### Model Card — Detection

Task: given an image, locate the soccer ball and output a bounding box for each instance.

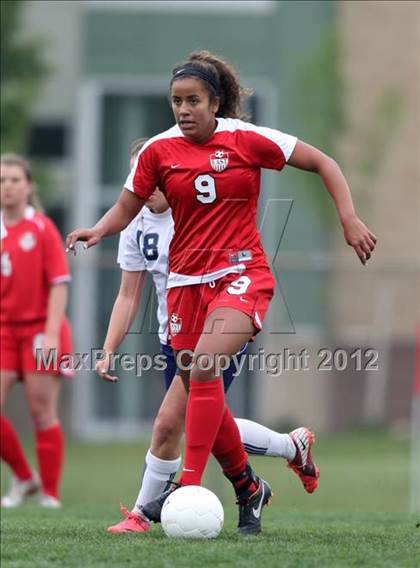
[161,485,224,539]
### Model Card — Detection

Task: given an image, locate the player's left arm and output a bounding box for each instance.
[42,218,71,354]
[44,283,68,354]
[288,140,377,265]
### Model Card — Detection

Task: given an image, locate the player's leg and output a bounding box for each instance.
[179,307,255,488]
[223,347,319,493]
[234,418,295,459]
[221,351,295,460]
[196,314,272,535]
[160,343,178,392]
[1,370,40,507]
[221,348,284,494]
[23,372,63,507]
[0,371,32,478]
[108,374,186,533]
[183,315,267,502]
[133,375,185,512]
[234,419,319,493]
[141,308,252,520]
[143,308,273,534]
[132,344,185,514]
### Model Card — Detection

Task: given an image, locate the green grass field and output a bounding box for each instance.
[1,430,419,567]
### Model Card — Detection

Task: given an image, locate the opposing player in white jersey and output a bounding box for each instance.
[99,139,319,534]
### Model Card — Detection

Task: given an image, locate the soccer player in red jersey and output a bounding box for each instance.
[102,141,318,534]
[67,51,377,534]
[1,154,73,508]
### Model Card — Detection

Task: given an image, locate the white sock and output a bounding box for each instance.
[133,449,181,517]
[235,418,296,461]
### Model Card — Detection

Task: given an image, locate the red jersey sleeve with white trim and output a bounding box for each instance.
[124,125,184,200]
[235,121,297,169]
[1,212,70,324]
[125,142,159,200]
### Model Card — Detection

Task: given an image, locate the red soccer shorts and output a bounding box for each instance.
[167,266,275,351]
[0,318,74,378]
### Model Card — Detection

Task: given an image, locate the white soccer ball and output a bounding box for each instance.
[161,485,224,539]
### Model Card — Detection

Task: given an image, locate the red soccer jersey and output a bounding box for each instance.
[0,207,71,324]
[125,118,297,287]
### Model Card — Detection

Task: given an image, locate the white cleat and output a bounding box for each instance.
[39,494,62,509]
[1,472,40,508]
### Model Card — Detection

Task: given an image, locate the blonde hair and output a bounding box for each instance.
[0,153,43,212]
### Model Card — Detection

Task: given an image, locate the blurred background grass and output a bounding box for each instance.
[0,429,410,513]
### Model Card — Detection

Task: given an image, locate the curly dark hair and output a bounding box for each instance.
[170,50,252,120]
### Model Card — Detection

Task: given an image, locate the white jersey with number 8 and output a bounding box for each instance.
[117,207,174,345]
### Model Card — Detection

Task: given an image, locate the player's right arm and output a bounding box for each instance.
[66,189,145,253]
[95,269,146,382]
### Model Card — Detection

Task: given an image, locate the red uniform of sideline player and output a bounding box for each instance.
[67,50,377,534]
[1,154,73,508]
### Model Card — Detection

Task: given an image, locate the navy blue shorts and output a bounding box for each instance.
[160,343,247,393]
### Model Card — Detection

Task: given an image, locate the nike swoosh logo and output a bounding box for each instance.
[252,484,265,518]
[171,164,181,169]
[239,297,248,303]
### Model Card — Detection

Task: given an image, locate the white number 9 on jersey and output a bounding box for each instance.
[194,174,216,204]
[227,276,251,295]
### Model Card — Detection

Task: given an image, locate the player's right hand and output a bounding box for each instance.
[95,352,119,383]
[342,215,377,266]
[66,228,102,254]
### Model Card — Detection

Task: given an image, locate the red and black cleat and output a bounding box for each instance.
[287,427,320,494]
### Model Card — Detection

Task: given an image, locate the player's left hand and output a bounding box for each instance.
[342,214,377,265]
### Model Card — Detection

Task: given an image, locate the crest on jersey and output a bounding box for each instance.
[19,231,36,251]
[210,150,229,173]
[1,252,12,277]
[169,313,182,336]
